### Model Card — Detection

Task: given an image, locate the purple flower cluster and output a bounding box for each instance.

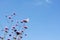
[0,13,29,40]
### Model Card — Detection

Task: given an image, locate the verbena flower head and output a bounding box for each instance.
[0,13,29,40]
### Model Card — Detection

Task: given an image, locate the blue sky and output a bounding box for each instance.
[0,0,60,40]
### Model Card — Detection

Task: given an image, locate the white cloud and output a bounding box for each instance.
[45,0,51,3]
[32,0,52,6]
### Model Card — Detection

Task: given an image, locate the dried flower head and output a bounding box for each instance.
[13,13,16,15]
[21,18,29,23]
[8,16,11,19]
[24,26,28,29]
[16,31,21,35]
[7,38,10,40]
[9,34,12,36]
[14,29,17,32]
[12,26,15,29]
[4,26,9,33]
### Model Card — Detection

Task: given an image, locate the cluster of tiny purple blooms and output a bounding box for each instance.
[0,13,29,40]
